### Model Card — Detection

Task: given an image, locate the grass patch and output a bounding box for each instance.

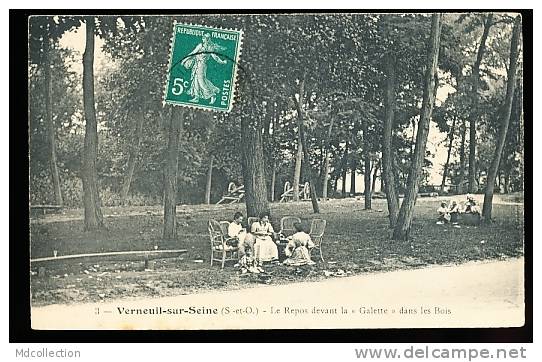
[30,198,524,306]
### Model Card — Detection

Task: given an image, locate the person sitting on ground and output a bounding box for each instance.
[227,212,247,247]
[465,194,480,214]
[448,200,460,224]
[437,202,450,224]
[283,222,315,266]
[250,212,279,270]
[238,243,259,274]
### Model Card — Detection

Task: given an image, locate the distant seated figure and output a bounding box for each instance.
[437,202,450,224]
[448,200,460,224]
[465,195,480,214]
[283,223,315,266]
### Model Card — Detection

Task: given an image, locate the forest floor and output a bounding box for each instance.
[30,194,525,306]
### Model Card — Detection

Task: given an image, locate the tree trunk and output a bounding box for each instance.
[120,113,145,203]
[321,116,335,201]
[270,103,278,202]
[350,165,356,196]
[517,78,524,191]
[393,156,402,192]
[44,37,63,206]
[341,142,349,196]
[300,129,321,213]
[482,16,520,219]
[371,158,380,195]
[469,14,493,193]
[241,111,270,218]
[322,151,332,201]
[270,159,276,202]
[319,145,324,181]
[440,115,457,192]
[162,107,184,241]
[382,53,400,227]
[458,119,467,194]
[205,157,213,204]
[81,17,104,231]
[294,76,320,213]
[393,14,441,241]
[292,111,303,202]
[362,118,372,209]
[410,118,416,160]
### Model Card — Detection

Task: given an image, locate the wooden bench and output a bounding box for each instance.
[30,205,63,217]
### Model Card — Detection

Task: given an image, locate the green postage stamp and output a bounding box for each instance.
[164,23,243,112]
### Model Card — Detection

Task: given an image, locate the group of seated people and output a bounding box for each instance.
[226,211,315,274]
[437,194,480,224]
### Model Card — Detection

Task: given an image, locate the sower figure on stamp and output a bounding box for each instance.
[181,33,227,104]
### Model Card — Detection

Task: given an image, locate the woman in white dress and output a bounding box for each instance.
[250,212,279,268]
[227,212,247,247]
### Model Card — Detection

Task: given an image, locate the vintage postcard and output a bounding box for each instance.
[28,12,526,331]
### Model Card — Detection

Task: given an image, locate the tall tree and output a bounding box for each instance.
[163,107,184,240]
[371,159,380,195]
[120,111,145,203]
[43,35,63,206]
[269,101,279,202]
[393,14,442,240]
[468,14,494,193]
[440,114,457,192]
[458,119,467,193]
[29,17,80,206]
[294,75,320,213]
[321,113,335,201]
[362,117,372,209]
[382,53,400,227]
[341,142,349,196]
[241,110,270,217]
[482,15,521,220]
[204,157,213,205]
[350,164,357,196]
[292,121,303,202]
[81,17,104,231]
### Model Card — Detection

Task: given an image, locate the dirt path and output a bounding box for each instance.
[32,257,524,330]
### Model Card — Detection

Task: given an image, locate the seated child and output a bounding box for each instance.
[238,245,259,274]
[283,223,315,266]
[437,202,450,224]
